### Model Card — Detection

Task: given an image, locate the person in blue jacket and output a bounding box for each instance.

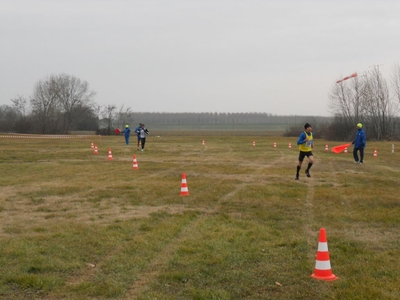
[134,123,143,150]
[122,124,131,145]
[352,123,366,164]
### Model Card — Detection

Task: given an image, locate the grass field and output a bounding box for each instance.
[0,133,399,299]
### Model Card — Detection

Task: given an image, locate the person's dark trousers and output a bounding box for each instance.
[125,136,130,145]
[353,147,364,162]
[359,148,364,162]
[141,138,146,149]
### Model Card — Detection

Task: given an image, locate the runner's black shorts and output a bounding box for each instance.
[298,151,313,162]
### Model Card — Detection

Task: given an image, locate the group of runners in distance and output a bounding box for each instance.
[121,123,149,152]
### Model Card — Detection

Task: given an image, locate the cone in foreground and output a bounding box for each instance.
[311,228,338,281]
[373,149,378,157]
[132,155,138,170]
[107,148,113,160]
[179,172,189,196]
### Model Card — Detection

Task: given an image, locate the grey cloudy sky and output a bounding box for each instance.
[1,0,399,116]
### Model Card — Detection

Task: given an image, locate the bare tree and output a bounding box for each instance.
[364,67,393,139]
[10,95,31,133]
[31,77,61,133]
[391,63,400,109]
[328,76,366,126]
[53,74,96,133]
[115,104,133,128]
[11,95,28,117]
[101,104,117,135]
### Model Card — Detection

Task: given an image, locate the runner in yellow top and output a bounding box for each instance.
[295,123,314,180]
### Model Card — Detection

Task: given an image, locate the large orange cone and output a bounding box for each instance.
[107,148,113,160]
[311,228,338,281]
[179,173,189,196]
[132,155,138,170]
[94,145,98,155]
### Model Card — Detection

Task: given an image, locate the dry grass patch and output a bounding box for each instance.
[0,136,399,299]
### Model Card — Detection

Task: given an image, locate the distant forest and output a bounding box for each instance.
[123,112,331,132]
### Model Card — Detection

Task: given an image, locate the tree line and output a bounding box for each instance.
[2,66,400,140]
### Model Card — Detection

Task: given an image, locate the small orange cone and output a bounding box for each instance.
[373,149,378,157]
[273,142,277,148]
[94,145,98,155]
[311,228,338,281]
[202,140,205,146]
[132,155,138,170]
[107,148,113,160]
[344,147,348,154]
[179,173,189,196]
[91,141,94,149]
[288,142,292,149]
[252,140,256,147]
[325,144,329,151]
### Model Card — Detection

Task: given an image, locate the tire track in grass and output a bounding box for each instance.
[302,156,340,264]
[300,161,318,267]
[123,215,203,299]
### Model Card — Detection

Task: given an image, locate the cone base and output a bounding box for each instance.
[179,192,189,196]
[311,273,338,281]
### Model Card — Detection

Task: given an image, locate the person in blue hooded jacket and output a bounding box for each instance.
[352,123,366,164]
[122,124,131,145]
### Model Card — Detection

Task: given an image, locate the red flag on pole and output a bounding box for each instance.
[336,73,357,83]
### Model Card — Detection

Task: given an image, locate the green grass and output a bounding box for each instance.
[0,134,399,299]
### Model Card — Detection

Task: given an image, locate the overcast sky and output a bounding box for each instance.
[1,0,399,116]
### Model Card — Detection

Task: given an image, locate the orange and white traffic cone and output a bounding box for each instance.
[94,145,98,155]
[107,148,113,160]
[202,140,205,146]
[252,141,256,147]
[344,147,348,154]
[288,142,292,149]
[179,173,189,196]
[273,142,277,148]
[373,149,378,157]
[325,144,329,151]
[132,155,138,170]
[311,228,338,281]
[91,141,94,149]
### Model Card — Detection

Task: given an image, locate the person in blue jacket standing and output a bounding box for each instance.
[123,124,131,145]
[352,123,366,164]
